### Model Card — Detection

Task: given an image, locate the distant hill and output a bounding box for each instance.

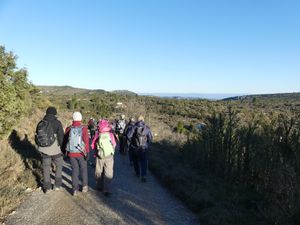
[38,86,137,96]
[38,85,100,95]
[222,92,300,101]
[111,90,138,96]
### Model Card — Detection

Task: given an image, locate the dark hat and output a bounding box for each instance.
[46,106,57,115]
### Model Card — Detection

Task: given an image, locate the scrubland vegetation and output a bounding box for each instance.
[1,45,300,224]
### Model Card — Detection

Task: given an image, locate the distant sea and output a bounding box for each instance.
[139,93,245,100]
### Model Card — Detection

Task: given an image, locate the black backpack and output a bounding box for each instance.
[35,120,56,147]
[132,126,148,149]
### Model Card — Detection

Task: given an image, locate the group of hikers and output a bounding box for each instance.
[35,106,152,197]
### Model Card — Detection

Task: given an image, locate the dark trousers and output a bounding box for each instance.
[118,134,125,154]
[132,150,148,177]
[70,157,88,191]
[88,137,96,165]
[42,153,63,190]
[128,147,134,163]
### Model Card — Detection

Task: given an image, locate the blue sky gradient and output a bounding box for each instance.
[0,0,299,94]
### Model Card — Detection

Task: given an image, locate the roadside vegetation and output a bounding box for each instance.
[0,46,39,221]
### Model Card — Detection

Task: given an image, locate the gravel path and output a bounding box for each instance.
[5,152,199,225]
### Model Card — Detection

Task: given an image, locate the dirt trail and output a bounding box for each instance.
[5,152,199,225]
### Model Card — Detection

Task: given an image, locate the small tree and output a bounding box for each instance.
[0,46,34,137]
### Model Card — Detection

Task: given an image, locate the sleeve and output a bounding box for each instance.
[91,131,99,150]
[123,123,129,135]
[56,120,64,147]
[147,126,153,143]
[109,132,117,148]
[83,126,90,153]
[127,126,135,141]
[62,126,70,153]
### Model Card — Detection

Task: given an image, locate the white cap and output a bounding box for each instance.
[73,111,82,121]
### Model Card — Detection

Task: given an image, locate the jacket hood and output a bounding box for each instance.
[136,121,145,127]
[44,114,57,121]
[98,119,112,133]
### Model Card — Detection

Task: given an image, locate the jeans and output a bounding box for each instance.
[42,153,63,190]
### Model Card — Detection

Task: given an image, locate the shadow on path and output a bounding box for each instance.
[9,130,42,184]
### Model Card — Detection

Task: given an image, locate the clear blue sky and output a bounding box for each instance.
[0,0,299,94]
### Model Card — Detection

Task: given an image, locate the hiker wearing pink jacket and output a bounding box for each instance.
[91,119,117,196]
[91,120,116,150]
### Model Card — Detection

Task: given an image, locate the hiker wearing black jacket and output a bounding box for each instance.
[124,117,136,166]
[127,115,152,182]
[116,114,127,154]
[35,107,64,193]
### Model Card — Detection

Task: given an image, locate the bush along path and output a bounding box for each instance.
[5,151,199,225]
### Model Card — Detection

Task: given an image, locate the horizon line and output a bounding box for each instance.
[36,84,299,96]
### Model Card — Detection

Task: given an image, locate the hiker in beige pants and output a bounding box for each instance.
[92,119,117,197]
[95,154,114,194]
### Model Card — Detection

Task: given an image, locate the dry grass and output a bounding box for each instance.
[0,141,37,222]
[0,108,45,222]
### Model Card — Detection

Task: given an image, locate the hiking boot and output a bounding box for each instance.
[73,190,78,196]
[44,189,52,194]
[141,177,147,183]
[82,186,88,193]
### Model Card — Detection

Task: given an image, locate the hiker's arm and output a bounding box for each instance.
[127,126,135,140]
[147,128,153,143]
[109,132,117,148]
[62,127,70,154]
[57,121,64,147]
[83,126,90,153]
[91,132,99,149]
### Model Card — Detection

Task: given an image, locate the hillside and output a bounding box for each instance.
[222,92,300,101]
[38,85,136,96]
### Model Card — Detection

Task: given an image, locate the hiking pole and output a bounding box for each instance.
[76,145,87,160]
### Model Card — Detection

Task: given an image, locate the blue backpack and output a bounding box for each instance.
[67,126,85,154]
